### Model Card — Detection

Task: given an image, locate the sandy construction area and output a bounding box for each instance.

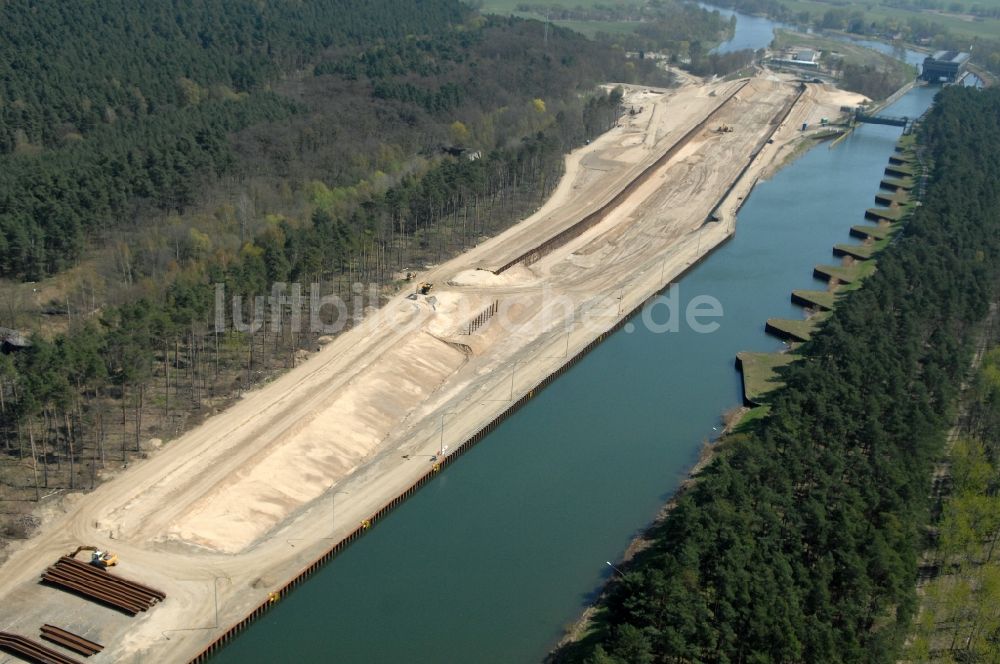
[0,73,864,662]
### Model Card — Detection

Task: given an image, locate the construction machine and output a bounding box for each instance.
[418,282,434,295]
[69,545,119,568]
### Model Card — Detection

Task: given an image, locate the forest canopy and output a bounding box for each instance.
[0,0,671,542]
[556,86,1000,663]
[0,0,449,277]
[0,0,663,280]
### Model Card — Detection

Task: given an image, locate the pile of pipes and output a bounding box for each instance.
[41,556,165,616]
[0,631,83,664]
[40,624,104,657]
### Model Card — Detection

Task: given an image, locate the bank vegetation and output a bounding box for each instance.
[555,85,1000,663]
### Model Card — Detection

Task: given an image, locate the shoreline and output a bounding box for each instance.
[545,407,746,658]
[547,83,929,659]
[191,205,746,663]
[0,74,861,663]
[191,75,841,662]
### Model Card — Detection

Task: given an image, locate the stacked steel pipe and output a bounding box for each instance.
[40,625,103,657]
[41,556,165,616]
[0,631,83,664]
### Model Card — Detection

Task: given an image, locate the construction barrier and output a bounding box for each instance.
[464,300,499,335]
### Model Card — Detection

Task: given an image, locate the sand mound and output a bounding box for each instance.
[449,264,537,288]
[163,331,466,553]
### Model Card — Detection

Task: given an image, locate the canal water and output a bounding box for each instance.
[209,31,943,664]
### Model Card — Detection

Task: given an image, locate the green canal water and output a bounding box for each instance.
[209,85,939,663]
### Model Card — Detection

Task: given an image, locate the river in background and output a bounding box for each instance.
[705,4,993,88]
[208,61,943,664]
[703,1,930,68]
[701,2,792,53]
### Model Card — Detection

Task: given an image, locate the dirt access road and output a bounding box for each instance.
[0,73,863,662]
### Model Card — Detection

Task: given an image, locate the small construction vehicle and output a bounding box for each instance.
[69,545,119,568]
[418,282,434,295]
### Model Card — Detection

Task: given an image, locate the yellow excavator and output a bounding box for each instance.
[69,545,118,568]
[418,282,434,295]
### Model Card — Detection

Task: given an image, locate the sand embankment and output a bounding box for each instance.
[0,74,864,663]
